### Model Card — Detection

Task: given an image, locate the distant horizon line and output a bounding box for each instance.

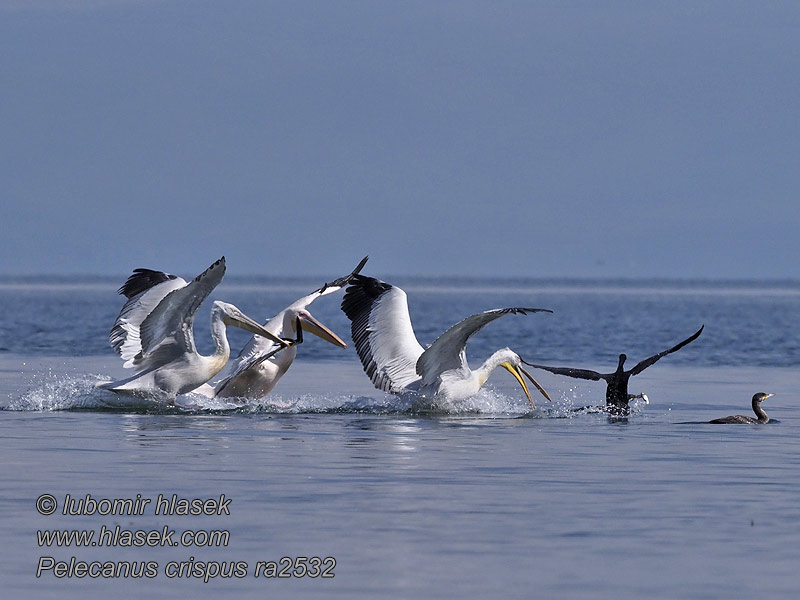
[1,272,799,286]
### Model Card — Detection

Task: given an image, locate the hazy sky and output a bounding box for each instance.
[2,1,799,279]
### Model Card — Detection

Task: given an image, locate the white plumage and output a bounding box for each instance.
[99,257,290,402]
[341,275,553,408]
[199,257,368,399]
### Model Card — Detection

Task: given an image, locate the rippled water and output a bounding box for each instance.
[3,276,800,366]
[1,278,799,598]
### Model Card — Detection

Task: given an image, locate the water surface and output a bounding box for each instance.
[1,278,798,598]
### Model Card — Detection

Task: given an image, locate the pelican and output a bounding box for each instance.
[527,325,704,414]
[339,274,553,408]
[710,393,774,424]
[98,257,291,402]
[202,256,369,399]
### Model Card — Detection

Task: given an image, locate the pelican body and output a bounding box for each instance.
[527,326,703,414]
[340,275,553,409]
[99,257,289,402]
[710,393,773,424]
[208,257,368,399]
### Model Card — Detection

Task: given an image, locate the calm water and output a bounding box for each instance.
[1,277,799,598]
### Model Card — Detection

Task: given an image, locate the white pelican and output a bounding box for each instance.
[202,256,369,399]
[340,275,553,408]
[98,257,291,402]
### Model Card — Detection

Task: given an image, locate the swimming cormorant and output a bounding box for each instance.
[709,393,773,424]
[525,325,704,414]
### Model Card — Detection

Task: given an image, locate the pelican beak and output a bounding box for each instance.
[501,362,551,409]
[231,313,290,348]
[519,365,553,406]
[299,313,347,348]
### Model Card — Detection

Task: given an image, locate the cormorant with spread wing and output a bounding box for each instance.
[526,325,704,414]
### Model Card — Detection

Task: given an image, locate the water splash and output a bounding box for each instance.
[416,387,531,415]
[5,372,161,411]
[5,373,549,417]
[4,372,651,419]
[171,391,410,414]
[168,386,538,416]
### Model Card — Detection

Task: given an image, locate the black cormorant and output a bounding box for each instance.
[709,393,773,424]
[525,325,704,414]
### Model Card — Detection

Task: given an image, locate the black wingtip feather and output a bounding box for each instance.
[117,269,178,298]
[340,274,406,393]
[496,307,554,316]
[191,256,226,283]
[318,255,370,294]
[341,274,392,321]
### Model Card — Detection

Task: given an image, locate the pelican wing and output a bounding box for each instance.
[341,275,424,393]
[109,269,188,367]
[213,345,283,396]
[228,255,369,368]
[287,255,370,312]
[315,255,369,297]
[134,257,226,368]
[214,355,261,397]
[524,363,605,381]
[417,307,552,386]
[629,325,704,376]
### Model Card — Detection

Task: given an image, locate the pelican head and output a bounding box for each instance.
[293,309,347,348]
[498,350,552,409]
[213,301,290,347]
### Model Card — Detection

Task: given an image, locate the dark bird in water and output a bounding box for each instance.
[709,393,774,424]
[524,325,704,414]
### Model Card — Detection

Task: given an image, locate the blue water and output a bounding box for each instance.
[1,277,799,598]
[3,276,800,365]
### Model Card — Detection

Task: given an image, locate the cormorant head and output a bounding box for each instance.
[753,392,774,403]
[618,353,627,367]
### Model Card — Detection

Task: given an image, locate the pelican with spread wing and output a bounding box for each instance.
[340,275,553,408]
[98,257,291,402]
[204,256,369,399]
